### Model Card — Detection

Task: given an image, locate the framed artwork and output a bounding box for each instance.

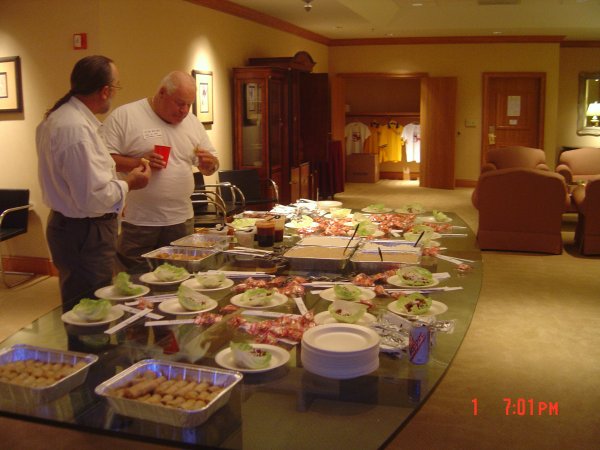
[192,70,213,124]
[0,56,23,113]
[245,82,260,123]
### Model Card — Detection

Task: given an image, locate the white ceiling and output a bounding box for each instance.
[225,0,600,41]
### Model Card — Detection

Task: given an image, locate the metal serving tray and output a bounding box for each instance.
[0,344,98,404]
[295,236,361,248]
[95,359,243,428]
[142,246,224,273]
[351,240,421,273]
[170,233,230,250]
[283,245,354,272]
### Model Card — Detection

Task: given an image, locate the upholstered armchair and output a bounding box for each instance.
[571,176,600,255]
[555,147,600,185]
[480,146,550,173]
[472,168,570,254]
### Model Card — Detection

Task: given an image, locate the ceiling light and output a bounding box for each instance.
[302,0,313,12]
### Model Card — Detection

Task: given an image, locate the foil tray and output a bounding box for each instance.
[142,246,224,273]
[94,359,242,428]
[170,233,230,250]
[283,245,354,272]
[0,344,98,404]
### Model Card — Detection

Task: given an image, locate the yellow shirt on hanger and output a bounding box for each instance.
[379,121,403,162]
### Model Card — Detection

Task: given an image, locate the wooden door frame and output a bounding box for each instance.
[481,72,546,163]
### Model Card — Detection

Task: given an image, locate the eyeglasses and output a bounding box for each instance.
[109,83,122,90]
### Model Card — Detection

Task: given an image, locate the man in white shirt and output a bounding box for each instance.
[36,55,150,308]
[103,71,219,272]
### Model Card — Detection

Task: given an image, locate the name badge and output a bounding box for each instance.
[143,128,162,139]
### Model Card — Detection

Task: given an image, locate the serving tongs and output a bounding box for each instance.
[224,246,274,258]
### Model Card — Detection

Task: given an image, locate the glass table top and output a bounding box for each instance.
[0,212,482,449]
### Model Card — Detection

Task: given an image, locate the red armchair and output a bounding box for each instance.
[572,176,600,255]
[480,146,550,173]
[555,147,600,185]
[472,168,570,254]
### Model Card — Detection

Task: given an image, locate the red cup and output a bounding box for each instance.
[154,145,171,167]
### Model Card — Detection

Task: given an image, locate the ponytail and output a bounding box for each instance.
[44,55,114,119]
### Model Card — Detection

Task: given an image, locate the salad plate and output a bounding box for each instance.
[387,275,440,288]
[387,299,448,317]
[417,216,453,224]
[94,284,150,301]
[181,277,234,291]
[361,206,392,214]
[139,271,191,286]
[318,287,375,302]
[61,306,124,327]
[314,311,376,326]
[158,297,218,316]
[285,216,315,229]
[214,344,290,373]
[230,292,288,309]
[395,204,426,214]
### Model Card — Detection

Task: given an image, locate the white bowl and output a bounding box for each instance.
[317,200,343,211]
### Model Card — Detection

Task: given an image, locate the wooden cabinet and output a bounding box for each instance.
[232,67,289,201]
[233,52,330,204]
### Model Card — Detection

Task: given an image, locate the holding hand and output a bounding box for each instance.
[195,146,219,176]
[126,158,151,190]
[143,149,168,170]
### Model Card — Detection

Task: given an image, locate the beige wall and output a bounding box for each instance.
[557,47,600,153]
[0,0,328,260]
[1,0,599,263]
[329,43,561,182]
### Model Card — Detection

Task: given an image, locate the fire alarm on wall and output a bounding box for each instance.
[73,33,87,50]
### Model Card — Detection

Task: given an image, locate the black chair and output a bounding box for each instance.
[218,169,279,211]
[0,189,35,287]
[191,173,244,228]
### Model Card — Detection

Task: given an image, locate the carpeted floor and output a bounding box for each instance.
[1,180,599,449]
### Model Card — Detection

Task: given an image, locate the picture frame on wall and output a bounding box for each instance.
[192,70,213,125]
[244,82,260,123]
[0,56,23,113]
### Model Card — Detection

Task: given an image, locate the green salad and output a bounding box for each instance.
[241,288,276,306]
[72,298,111,321]
[397,293,432,315]
[153,263,189,282]
[230,342,272,369]
[177,285,211,311]
[195,272,225,288]
[333,284,362,301]
[328,299,367,324]
[113,272,143,296]
[396,266,434,286]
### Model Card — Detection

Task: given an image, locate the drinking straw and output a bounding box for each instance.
[413,231,425,247]
[344,224,360,254]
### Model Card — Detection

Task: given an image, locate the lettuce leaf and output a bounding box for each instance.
[432,210,450,222]
[328,299,367,324]
[333,284,362,301]
[72,298,111,321]
[366,203,386,212]
[241,288,275,306]
[397,293,432,315]
[153,263,189,282]
[195,272,225,288]
[230,341,272,369]
[396,266,434,286]
[177,285,211,311]
[113,272,143,296]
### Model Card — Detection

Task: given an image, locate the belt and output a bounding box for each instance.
[52,210,117,221]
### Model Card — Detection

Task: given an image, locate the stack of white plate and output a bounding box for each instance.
[301,323,380,379]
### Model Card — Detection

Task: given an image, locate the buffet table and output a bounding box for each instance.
[0,212,482,449]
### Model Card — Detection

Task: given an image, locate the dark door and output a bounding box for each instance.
[482,73,545,162]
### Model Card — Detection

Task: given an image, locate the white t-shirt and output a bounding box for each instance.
[344,122,371,155]
[36,97,128,218]
[103,99,216,226]
[402,123,421,163]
